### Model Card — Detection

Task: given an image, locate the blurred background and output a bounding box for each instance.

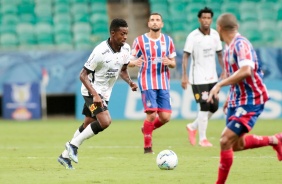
[0,0,281,121]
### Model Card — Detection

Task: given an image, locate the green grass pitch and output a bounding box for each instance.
[0,118,281,184]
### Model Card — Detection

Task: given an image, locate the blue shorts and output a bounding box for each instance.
[226,104,264,136]
[141,89,171,113]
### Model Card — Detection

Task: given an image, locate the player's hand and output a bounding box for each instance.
[181,75,189,90]
[129,81,138,91]
[132,56,144,67]
[207,84,221,104]
[162,57,172,66]
[93,95,103,108]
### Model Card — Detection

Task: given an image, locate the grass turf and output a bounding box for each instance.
[0,118,281,184]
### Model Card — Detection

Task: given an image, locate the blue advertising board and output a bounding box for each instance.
[2,82,41,120]
[75,80,282,120]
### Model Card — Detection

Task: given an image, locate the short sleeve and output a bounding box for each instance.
[183,33,193,53]
[235,39,255,69]
[84,48,101,71]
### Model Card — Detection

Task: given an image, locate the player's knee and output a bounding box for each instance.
[219,136,232,149]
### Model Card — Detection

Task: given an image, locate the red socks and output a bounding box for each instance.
[153,117,164,130]
[216,149,233,184]
[143,120,154,148]
[244,135,272,149]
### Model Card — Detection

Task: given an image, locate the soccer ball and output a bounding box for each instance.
[156,149,178,170]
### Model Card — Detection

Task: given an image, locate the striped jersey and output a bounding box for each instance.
[131,33,176,91]
[224,33,269,107]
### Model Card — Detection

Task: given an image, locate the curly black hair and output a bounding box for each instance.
[109,18,128,32]
[198,7,214,18]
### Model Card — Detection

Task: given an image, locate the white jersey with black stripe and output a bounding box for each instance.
[183,28,222,85]
[81,39,131,101]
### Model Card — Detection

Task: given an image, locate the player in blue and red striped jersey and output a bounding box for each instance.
[129,12,176,154]
[207,13,282,184]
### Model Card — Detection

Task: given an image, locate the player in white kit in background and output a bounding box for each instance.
[57,18,138,169]
[181,7,225,147]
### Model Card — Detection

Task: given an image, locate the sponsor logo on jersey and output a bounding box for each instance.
[89,104,97,112]
[146,100,152,107]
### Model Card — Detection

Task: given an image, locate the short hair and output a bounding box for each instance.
[149,12,163,21]
[217,13,238,31]
[109,18,128,32]
[198,7,213,18]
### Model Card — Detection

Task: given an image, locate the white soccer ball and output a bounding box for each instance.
[156,149,178,170]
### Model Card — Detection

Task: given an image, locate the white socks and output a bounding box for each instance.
[198,111,209,141]
[70,124,95,148]
[187,111,213,141]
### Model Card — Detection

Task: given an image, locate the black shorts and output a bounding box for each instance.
[191,82,217,103]
[82,95,108,118]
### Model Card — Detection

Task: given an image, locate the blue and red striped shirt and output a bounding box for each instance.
[131,33,176,91]
[224,34,269,107]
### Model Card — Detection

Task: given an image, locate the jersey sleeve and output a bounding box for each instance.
[183,33,193,53]
[84,48,101,71]
[215,33,223,52]
[130,37,142,60]
[124,44,131,65]
[168,36,176,58]
[235,39,255,69]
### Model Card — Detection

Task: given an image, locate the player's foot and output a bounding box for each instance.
[186,124,197,145]
[272,133,282,161]
[65,142,78,163]
[144,147,154,154]
[57,154,74,169]
[199,139,213,147]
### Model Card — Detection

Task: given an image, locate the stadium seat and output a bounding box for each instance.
[0,33,18,49]
[53,13,72,25]
[71,3,89,15]
[16,23,36,46]
[240,11,258,21]
[205,2,221,12]
[54,0,69,4]
[0,4,18,14]
[1,14,19,24]
[0,23,16,34]
[35,23,54,44]
[35,5,53,23]
[54,23,72,35]
[258,9,277,21]
[73,22,91,35]
[89,13,108,24]
[186,3,205,14]
[19,13,36,24]
[171,21,189,32]
[277,9,282,20]
[221,2,241,20]
[18,4,35,14]
[54,3,70,14]
[90,2,107,14]
[35,0,53,6]
[239,2,257,12]
[55,33,72,45]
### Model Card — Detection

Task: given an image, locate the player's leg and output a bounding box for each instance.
[216,127,239,184]
[154,89,172,130]
[67,95,110,163]
[58,100,95,169]
[185,85,201,145]
[141,90,158,153]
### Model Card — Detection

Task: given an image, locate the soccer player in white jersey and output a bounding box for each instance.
[181,7,225,147]
[57,18,138,169]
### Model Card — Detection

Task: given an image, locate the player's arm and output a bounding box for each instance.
[216,51,226,80]
[207,65,252,103]
[119,64,138,91]
[181,51,190,90]
[79,67,99,97]
[162,57,176,68]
